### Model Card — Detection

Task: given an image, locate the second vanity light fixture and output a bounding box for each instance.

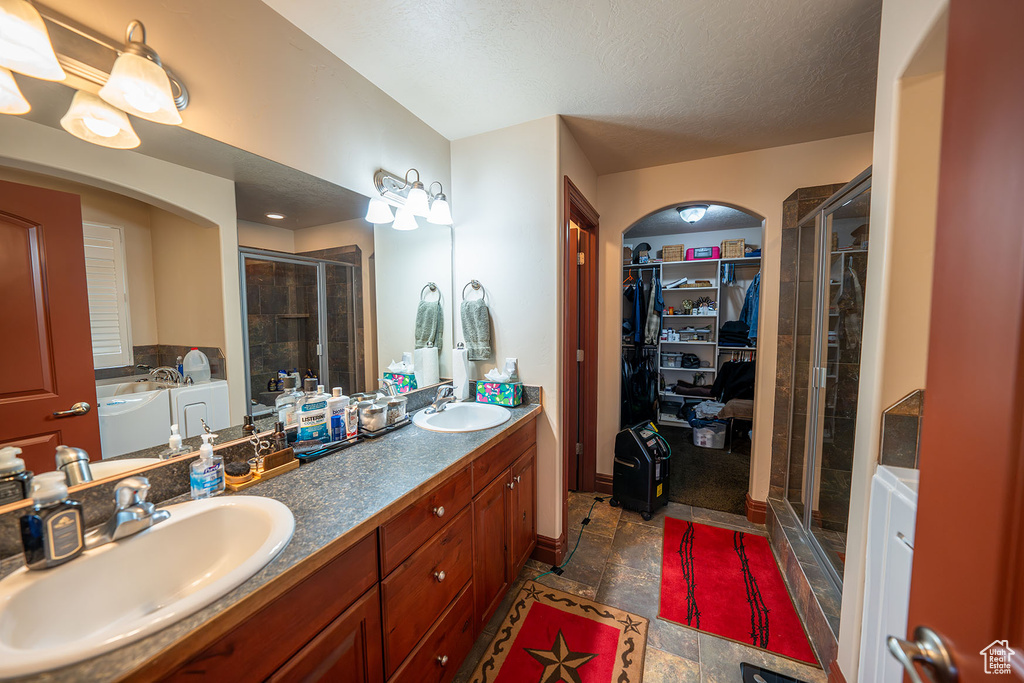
[365,168,453,229]
[0,0,189,149]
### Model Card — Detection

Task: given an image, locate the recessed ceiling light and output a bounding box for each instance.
[265,212,285,220]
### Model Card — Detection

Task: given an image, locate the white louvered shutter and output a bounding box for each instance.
[83,223,133,368]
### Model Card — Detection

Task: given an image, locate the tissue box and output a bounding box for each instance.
[383,372,417,394]
[475,381,523,407]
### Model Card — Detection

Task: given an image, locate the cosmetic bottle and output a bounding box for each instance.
[162,424,190,459]
[327,387,349,441]
[19,472,84,570]
[0,446,32,507]
[276,375,303,442]
[344,403,359,439]
[190,433,224,500]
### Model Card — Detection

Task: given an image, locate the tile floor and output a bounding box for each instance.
[453,492,827,683]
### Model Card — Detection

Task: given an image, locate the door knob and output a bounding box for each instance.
[52,402,91,418]
[434,570,446,583]
[436,655,449,666]
[432,506,445,518]
[507,481,516,490]
[887,626,958,683]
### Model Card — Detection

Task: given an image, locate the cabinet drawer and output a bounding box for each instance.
[381,508,473,677]
[389,583,475,683]
[161,533,378,682]
[380,466,471,575]
[472,418,536,495]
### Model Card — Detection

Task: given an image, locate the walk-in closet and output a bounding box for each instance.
[621,203,765,514]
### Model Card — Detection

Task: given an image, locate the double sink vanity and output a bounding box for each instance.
[0,388,540,682]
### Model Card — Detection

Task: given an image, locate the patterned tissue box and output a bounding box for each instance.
[475,381,523,407]
[383,372,417,394]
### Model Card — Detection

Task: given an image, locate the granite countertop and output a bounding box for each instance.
[16,401,541,683]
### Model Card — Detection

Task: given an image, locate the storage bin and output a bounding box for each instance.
[661,352,682,368]
[691,420,727,449]
[686,246,720,261]
[721,239,745,259]
[662,244,685,262]
[623,246,632,265]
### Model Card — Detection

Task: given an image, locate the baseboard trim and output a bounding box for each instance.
[532,533,567,566]
[595,473,613,494]
[746,493,767,524]
[828,660,847,683]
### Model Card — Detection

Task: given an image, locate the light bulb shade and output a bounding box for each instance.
[0,0,65,81]
[392,206,419,231]
[365,196,395,224]
[100,51,181,125]
[60,90,140,149]
[678,205,709,223]
[427,195,453,225]
[405,184,430,218]
[0,66,29,114]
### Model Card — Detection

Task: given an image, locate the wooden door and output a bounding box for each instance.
[473,470,510,632]
[269,586,383,683]
[895,1,1024,681]
[0,180,99,473]
[510,445,537,574]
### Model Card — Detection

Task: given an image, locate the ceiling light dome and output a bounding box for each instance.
[60,90,140,149]
[678,205,709,224]
[365,196,395,224]
[0,0,65,81]
[0,66,29,114]
[392,205,418,231]
[99,21,181,125]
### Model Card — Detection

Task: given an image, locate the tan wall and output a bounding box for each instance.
[596,134,875,505]
[237,220,295,252]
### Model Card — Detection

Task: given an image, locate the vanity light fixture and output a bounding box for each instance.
[366,168,453,229]
[99,21,181,125]
[426,182,453,226]
[265,212,286,220]
[0,67,30,114]
[365,196,395,224]
[392,205,419,231]
[0,0,65,81]
[60,90,140,149]
[678,205,709,224]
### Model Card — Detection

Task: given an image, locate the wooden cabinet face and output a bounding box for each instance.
[510,446,537,574]
[472,471,511,631]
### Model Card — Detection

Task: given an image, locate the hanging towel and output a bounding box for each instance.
[415,300,443,351]
[461,298,492,360]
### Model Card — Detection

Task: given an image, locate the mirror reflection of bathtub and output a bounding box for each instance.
[95,378,230,457]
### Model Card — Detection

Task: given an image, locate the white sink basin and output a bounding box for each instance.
[413,402,512,433]
[0,496,294,677]
[90,458,164,480]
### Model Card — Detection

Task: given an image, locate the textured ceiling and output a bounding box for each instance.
[262,0,882,174]
[14,78,368,230]
[625,204,762,239]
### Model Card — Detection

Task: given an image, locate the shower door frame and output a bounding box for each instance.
[787,168,872,590]
[238,248,357,416]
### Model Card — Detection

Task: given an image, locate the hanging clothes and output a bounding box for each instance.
[644,272,663,346]
[837,263,864,351]
[739,271,761,343]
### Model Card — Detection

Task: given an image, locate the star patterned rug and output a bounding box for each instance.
[467,582,648,683]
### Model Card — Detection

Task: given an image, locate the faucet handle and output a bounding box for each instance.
[114,476,152,508]
[436,385,455,399]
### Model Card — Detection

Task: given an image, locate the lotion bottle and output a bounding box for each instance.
[162,424,190,459]
[0,446,32,507]
[20,472,84,570]
[190,433,224,499]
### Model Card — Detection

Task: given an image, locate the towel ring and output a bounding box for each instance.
[462,280,484,301]
[420,282,441,302]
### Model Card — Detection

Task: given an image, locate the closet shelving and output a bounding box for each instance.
[623,255,761,426]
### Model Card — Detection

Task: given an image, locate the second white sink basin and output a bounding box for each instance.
[0,495,294,677]
[90,457,164,480]
[413,402,512,433]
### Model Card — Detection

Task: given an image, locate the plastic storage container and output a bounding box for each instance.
[182,348,211,383]
[691,420,727,449]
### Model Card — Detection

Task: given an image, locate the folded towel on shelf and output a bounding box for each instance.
[461,298,492,360]
[415,300,443,350]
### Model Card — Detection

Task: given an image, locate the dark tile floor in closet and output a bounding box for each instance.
[660,425,751,516]
[453,492,826,683]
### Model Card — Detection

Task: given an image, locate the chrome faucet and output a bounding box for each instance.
[55,445,93,486]
[147,366,182,384]
[426,385,456,413]
[85,476,170,549]
[379,378,400,397]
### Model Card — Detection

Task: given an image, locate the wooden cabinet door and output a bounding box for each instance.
[510,446,537,575]
[269,586,383,683]
[473,470,511,632]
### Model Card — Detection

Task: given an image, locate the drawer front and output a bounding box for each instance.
[381,508,473,676]
[472,417,536,495]
[380,466,471,576]
[389,583,475,683]
[161,533,378,682]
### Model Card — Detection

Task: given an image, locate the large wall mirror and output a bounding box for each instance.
[0,81,453,493]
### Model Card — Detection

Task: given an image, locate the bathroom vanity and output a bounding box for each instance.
[0,399,540,682]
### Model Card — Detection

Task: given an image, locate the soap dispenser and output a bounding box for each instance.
[20,471,84,570]
[0,446,32,507]
[190,433,224,500]
[163,424,190,459]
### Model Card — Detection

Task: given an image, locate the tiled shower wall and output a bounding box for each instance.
[94,345,225,381]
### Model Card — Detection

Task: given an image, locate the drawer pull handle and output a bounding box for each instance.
[432,505,445,518]
[507,481,516,490]
[514,475,522,484]
[434,570,446,582]
[437,655,449,667]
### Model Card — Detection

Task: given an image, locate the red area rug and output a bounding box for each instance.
[660,518,818,665]
[468,582,648,683]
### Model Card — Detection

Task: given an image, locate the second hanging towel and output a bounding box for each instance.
[461,297,492,360]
